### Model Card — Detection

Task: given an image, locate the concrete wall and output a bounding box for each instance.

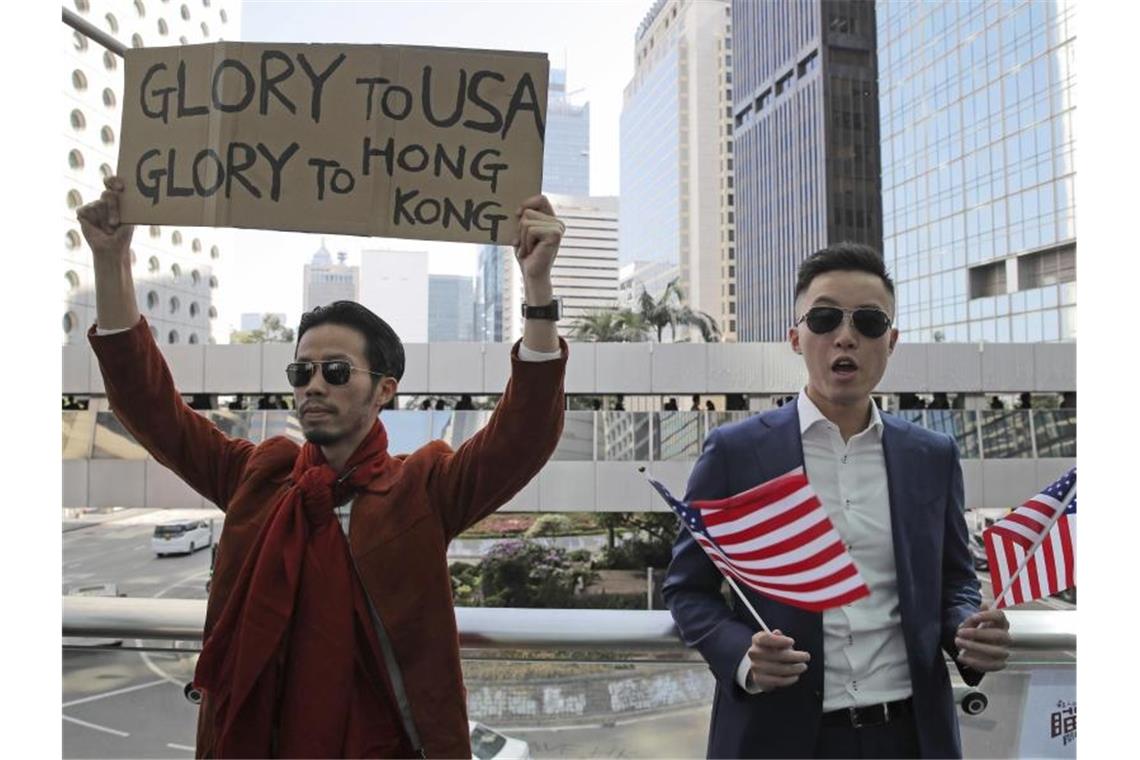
[64,341,1076,396]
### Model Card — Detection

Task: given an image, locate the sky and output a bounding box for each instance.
[215,0,652,337]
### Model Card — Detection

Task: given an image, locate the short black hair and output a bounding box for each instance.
[794,242,895,305]
[296,301,405,381]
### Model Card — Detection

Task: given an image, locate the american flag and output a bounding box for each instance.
[984,467,1076,608]
[647,468,870,612]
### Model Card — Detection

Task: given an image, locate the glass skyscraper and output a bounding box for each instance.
[543,69,591,196]
[877,0,1076,343]
[619,0,736,339]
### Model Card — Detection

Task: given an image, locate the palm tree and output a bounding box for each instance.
[636,278,722,343]
[569,308,649,342]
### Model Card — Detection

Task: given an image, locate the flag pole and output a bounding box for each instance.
[639,468,771,633]
[993,483,1077,607]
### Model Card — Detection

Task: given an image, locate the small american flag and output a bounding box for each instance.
[647,468,870,612]
[984,467,1076,608]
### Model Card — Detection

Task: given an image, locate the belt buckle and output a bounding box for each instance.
[849,706,863,729]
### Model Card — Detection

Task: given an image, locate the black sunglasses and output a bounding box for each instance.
[796,306,893,339]
[285,360,385,387]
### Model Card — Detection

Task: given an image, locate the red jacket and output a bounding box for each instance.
[90,319,567,757]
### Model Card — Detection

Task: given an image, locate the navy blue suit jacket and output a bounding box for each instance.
[662,403,983,759]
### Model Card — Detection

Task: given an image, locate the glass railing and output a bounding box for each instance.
[62,601,1075,760]
[63,408,1076,462]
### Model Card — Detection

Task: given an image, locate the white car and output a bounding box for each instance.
[152,519,213,557]
[469,721,530,760]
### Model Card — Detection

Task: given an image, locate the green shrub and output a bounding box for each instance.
[479,539,593,608]
[571,592,648,609]
[525,514,574,537]
[594,538,674,570]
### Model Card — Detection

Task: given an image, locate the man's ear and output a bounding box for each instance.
[373,377,399,411]
[788,325,802,355]
[888,327,900,354]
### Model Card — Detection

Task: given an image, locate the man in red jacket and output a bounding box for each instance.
[77,176,569,758]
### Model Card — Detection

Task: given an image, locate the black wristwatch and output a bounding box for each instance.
[521,299,561,321]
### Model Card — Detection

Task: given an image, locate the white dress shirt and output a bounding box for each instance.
[736,391,912,710]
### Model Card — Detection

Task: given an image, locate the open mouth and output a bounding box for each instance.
[831,357,858,377]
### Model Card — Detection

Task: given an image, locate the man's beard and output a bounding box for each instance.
[302,425,346,446]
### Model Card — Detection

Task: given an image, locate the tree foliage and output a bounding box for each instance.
[229,313,295,344]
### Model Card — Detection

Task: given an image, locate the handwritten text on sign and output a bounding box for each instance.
[117,43,549,245]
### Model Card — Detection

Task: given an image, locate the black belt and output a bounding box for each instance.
[821,698,912,729]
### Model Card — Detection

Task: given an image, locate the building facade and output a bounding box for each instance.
[428,275,475,342]
[543,69,591,196]
[619,0,736,340]
[302,243,359,312]
[877,0,1076,343]
[732,0,883,342]
[483,195,619,343]
[63,0,241,346]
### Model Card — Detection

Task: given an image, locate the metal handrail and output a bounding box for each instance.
[64,596,1076,651]
[62,7,127,57]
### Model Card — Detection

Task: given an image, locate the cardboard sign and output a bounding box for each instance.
[117,42,548,245]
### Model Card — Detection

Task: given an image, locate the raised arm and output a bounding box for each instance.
[78,177,254,509]
[428,196,567,539]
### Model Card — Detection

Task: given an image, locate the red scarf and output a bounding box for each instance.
[194,421,409,758]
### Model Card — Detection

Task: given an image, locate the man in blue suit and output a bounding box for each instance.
[663,244,1012,758]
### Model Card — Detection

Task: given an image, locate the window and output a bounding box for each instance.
[189,301,200,317]
[158,19,169,35]
[208,306,218,319]
[149,225,161,238]
[209,275,219,289]
[66,230,82,250]
[191,269,201,285]
[181,4,191,20]
[100,126,115,145]
[171,231,183,245]
[105,13,119,32]
[67,190,83,210]
[99,163,113,179]
[66,271,81,290]
[73,31,88,52]
[180,36,189,44]
[169,296,181,314]
[968,261,1007,299]
[210,245,220,259]
[71,70,87,91]
[134,0,146,17]
[191,238,202,253]
[201,21,210,37]
[64,312,77,335]
[132,33,144,48]
[189,333,200,345]
[148,255,160,273]
[102,88,117,108]
[103,51,118,70]
[146,290,159,310]
[220,9,228,23]
[68,149,84,170]
[70,109,86,131]
[74,0,89,13]
[168,330,180,344]
[171,263,182,278]
[1018,245,1076,289]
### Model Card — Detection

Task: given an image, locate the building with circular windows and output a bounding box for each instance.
[62,0,241,345]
